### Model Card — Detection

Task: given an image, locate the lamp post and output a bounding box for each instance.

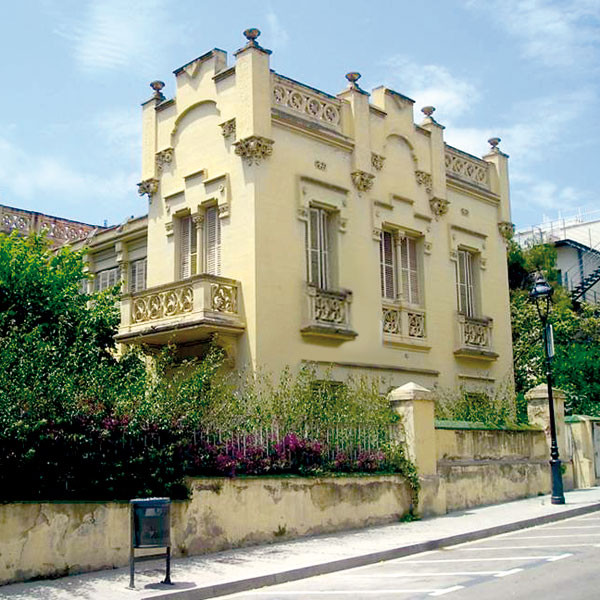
[529,273,565,505]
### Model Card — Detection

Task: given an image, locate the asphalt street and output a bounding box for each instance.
[220,511,600,599]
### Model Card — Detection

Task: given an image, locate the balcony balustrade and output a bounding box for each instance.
[117,275,244,346]
[381,302,428,350]
[301,286,357,341]
[454,313,498,360]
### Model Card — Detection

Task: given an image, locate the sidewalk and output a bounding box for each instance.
[3,487,600,600]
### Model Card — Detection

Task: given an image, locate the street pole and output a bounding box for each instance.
[542,319,565,505]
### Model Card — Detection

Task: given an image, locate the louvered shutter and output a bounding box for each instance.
[380,231,396,299]
[180,217,191,279]
[308,208,320,286]
[204,207,221,275]
[130,259,147,293]
[456,250,474,316]
[319,210,329,289]
[399,237,420,305]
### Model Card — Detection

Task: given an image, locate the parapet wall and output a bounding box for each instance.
[0,475,411,586]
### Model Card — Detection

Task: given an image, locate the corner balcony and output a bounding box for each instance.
[454,313,498,361]
[116,275,244,346]
[301,286,357,342]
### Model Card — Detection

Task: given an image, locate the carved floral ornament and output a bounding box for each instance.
[220,118,236,139]
[137,178,159,198]
[498,221,514,241]
[429,196,450,218]
[415,170,433,194]
[371,153,385,171]
[155,148,174,172]
[351,170,375,192]
[234,135,274,165]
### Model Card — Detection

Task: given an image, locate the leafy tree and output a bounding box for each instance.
[509,239,600,416]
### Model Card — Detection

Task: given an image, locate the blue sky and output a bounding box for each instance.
[1,0,598,228]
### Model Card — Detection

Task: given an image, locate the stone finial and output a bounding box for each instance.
[345,72,361,87]
[421,106,435,118]
[150,80,165,100]
[243,28,261,44]
[488,137,501,152]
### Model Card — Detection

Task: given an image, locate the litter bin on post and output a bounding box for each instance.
[129,497,172,589]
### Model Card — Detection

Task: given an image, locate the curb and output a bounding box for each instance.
[144,502,600,600]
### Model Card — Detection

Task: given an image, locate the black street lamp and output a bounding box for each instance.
[529,273,565,505]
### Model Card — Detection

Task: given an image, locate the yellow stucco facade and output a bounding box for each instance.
[83,29,515,392]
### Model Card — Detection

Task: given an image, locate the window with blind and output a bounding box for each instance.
[306,207,330,289]
[379,230,396,299]
[204,206,221,276]
[130,258,147,293]
[179,216,198,280]
[456,249,475,316]
[95,267,120,291]
[399,236,420,305]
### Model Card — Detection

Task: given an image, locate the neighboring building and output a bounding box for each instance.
[77,29,515,392]
[515,209,600,303]
[0,203,101,246]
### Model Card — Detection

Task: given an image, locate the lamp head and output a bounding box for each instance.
[530,273,554,321]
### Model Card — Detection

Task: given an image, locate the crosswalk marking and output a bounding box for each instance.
[430,586,465,596]
[494,568,523,577]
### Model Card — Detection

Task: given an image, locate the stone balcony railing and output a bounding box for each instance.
[454,313,498,360]
[445,145,490,190]
[272,74,343,134]
[117,274,244,345]
[301,286,357,341]
[381,302,428,349]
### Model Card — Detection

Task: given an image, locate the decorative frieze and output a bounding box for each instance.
[429,197,450,218]
[371,153,385,171]
[137,178,159,198]
[155,148,174,172]
[131,286,193,324]
[272,75,341,130]
[219,118,236,139]
[445,146,490,188]
[234,135,274,165]
[498,221,514,241]
[1,210,30,233]
[211,283,237,313]
[351,170,375,192]
[415,170,433,193]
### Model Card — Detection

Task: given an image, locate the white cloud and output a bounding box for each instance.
[94,108,141,161]
[56,0,178,74]
[0,136,138,224]
[265,11,290,51]
[383,56,480,120]
[465,0,600,69]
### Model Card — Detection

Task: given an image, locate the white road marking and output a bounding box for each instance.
[541,526,600,529]
[508,534,600,539]
[494,568,523,578]
[457,544,596,550]
[397,556,561,563]
[430,586,465,597]
[238,590,456,596]
[546,553,573,562]
[346,572,504,577]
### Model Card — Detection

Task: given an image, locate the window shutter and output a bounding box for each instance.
[380,231,396,299]
[130,259,147,293]
[308,208,320,286]
[204,207,221,275]
[456,250,474,316]
[319,210,329,289]
[180,217,191,279]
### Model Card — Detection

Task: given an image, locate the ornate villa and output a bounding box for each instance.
[73,29,515,391]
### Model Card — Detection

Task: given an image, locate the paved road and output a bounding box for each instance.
[220,511,600,599]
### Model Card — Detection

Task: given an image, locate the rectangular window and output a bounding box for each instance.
[307,207,330,288]
[399,237,420,305]
[179,216,197,280]
[456,249,475,316]
[95,267,120,292]
[204,206,221,276]
[130,258,147,293]
[379,230,396,299]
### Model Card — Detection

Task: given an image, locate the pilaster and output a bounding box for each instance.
[419,107,447,202]
[484,137,511,224]
[526,383,567,461]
